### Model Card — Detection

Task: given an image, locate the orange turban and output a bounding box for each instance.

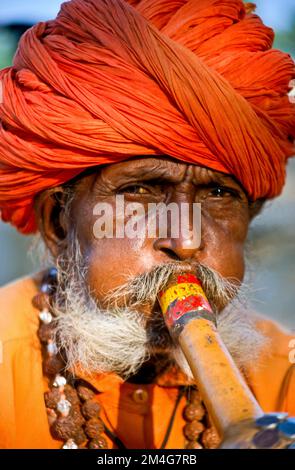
[0,0,294,233]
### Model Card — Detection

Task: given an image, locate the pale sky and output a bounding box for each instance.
[0,0,294,30]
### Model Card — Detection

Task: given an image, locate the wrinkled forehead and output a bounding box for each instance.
[74,156,243,190]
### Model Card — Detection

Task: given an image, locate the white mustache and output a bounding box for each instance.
[50,236,268,381]
[105,260,240,313]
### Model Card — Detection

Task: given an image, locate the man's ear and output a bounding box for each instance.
[34,188,71,258]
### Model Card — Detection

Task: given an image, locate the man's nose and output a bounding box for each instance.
[153,236,203,261]
[152,200,203,261]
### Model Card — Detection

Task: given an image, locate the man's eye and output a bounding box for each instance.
[117,185,150,195]
[209,186,239,198]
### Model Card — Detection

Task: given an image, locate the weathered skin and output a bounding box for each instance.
[38,156,252,307]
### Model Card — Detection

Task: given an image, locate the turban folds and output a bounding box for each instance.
[0,0,294,233]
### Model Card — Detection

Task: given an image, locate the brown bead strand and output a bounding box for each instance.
[183,388,221,449]
[41,335,109,448]
[35,269,109,449]
[77,386,108,449]
[183,388,205,449]
[201,411,221,449]
[201,427,221,449]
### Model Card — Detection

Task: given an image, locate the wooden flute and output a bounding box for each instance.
[158,272,263,442]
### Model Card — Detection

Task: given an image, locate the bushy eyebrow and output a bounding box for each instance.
[96,157,247,196]
[100,160,186,183]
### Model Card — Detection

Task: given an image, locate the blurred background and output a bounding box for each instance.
[0,1,294,329]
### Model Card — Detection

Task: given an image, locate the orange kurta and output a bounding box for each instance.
[0,275,294,449]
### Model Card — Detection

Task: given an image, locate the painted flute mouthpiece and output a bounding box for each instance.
[158,273,215,337]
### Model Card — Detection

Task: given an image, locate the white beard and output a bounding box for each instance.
[51,238,268,381]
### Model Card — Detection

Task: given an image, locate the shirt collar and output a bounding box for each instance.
[71,364,195,393]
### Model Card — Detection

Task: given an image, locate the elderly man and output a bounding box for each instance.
[0,0,294,450]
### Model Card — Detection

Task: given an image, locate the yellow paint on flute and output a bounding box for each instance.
[159,282,204,315]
